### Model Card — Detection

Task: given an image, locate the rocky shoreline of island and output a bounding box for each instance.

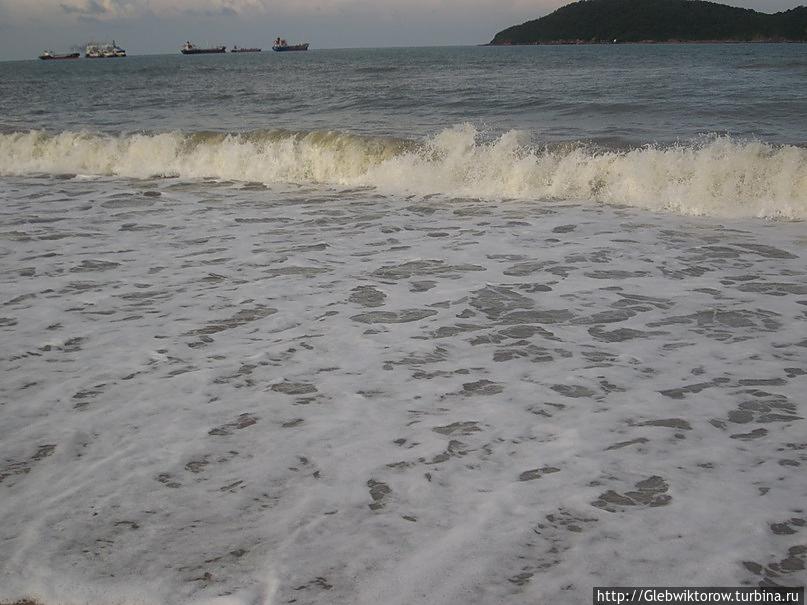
[487,38,807,45]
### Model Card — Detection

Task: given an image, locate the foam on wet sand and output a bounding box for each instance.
[0,175,805,604]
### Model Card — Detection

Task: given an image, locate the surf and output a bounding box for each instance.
[1,124,805,219]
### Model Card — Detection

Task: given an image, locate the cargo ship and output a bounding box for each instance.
[272,38,309,51]
[85,41,126,58]
[181,41,226,54]
[38,51,80,60]
[231,46,261,53]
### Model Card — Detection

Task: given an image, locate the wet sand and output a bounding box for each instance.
[1,175,805,604]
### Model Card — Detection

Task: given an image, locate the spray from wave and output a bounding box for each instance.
[1,125,805,219]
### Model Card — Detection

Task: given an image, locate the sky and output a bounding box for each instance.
[0,0,801,60]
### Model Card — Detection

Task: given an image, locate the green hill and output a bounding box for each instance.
[490,0,807,44]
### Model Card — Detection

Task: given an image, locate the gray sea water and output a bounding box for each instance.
[1,45,806,605]
[2,45,807,142]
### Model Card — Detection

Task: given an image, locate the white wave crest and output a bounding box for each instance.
[1,125,806,218]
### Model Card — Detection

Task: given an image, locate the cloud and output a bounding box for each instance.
[1,0,795,28]
[8,0,269,21]
[60,0,108,15]
[56,0,143,19]
[182,5,240,17]
[0,0,556,21]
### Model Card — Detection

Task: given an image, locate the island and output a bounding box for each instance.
[489,0,807,45]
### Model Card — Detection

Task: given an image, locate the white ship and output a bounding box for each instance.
[85,41,126,58]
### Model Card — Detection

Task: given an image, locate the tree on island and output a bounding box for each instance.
[490,0,807,44]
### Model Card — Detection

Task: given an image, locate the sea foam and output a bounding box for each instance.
[1,168,806,605]
[1,124,805,219]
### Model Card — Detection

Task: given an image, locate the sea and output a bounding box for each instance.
[0,45,805,605]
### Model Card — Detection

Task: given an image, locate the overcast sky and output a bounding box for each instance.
[0,0,801,60]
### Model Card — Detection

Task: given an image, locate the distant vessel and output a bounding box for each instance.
[38,51,80,60]
[181,41,226,55]
[86,41,126,58]
[272,38,309,52]
[231,46,261,53]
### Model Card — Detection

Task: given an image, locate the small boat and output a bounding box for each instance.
[231,46,261,53]
[272,38,309,52]
[181,41,226,54]
[39,51,80,60]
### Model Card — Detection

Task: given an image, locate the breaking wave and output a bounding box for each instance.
[1,125,806,219]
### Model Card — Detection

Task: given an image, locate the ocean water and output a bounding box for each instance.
[0,45,806,605]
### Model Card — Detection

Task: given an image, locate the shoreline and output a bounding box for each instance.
[487,38,807,45]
